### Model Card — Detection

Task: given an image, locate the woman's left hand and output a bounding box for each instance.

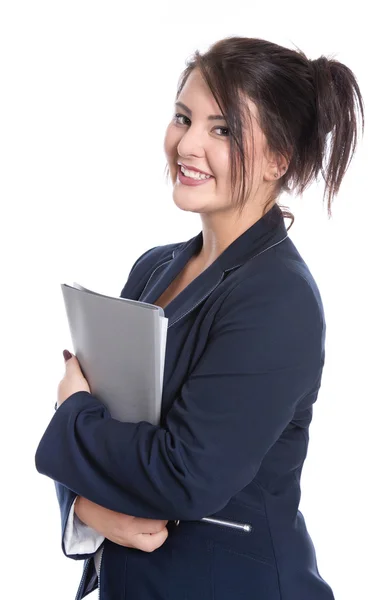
[57,349,91,408]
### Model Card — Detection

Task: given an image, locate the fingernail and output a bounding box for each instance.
[63,349,72,361]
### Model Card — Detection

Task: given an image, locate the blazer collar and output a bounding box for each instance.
[139,203,289,328]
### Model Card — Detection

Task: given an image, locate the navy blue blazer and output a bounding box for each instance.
[35,203,335,600]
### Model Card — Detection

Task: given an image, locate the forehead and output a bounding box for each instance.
[177,69,220,110]
[178,69,261,131]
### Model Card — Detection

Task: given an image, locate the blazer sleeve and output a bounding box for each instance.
[54,482,104,559]
[63,495,105,555]
[35,272,325,521]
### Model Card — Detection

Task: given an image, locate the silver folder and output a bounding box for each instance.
[60,282,168,425]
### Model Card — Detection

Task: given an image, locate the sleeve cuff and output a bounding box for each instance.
[63,497,105,555]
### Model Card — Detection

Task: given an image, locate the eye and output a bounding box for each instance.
[173,113,190,126]
[173,113,230,137]
[214,126,230,137]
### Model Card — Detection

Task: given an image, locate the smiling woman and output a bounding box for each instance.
[35,34,364,600]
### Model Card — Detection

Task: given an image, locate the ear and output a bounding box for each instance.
[263,148,290,183]
[263,155,289,182]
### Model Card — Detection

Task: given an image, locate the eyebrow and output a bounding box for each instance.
[175,101,227,122]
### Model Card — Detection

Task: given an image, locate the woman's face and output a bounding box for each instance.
[164,68,268,215]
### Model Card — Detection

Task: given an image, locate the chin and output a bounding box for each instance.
[172,190,212,213]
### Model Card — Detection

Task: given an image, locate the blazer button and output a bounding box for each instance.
[174,520,180,526]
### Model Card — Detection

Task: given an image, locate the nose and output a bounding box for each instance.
[177,125,206,159]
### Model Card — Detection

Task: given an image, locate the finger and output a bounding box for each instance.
[64,353,85,377]
[133,528,169,552]
[63,349,73,362]
[126,517,169,535]
[64,353,75,371]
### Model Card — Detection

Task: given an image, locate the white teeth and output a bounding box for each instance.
[180,166,211,180]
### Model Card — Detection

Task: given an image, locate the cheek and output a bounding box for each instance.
[164,126,182,182]
[214,150,231,184]
[163,124,179,161]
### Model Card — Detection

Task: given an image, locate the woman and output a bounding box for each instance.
[35,36,364,599]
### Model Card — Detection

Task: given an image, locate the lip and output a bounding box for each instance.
[178,162,214,177]
[177,167,214,187]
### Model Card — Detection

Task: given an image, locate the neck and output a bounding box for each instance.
[196,201,273,268]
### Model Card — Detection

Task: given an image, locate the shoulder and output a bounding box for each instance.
[213,241,326,368]
[224,236,325,326]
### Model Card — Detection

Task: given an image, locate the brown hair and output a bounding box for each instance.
[165,36,365,230]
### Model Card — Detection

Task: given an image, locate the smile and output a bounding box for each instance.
[178,167,214,187]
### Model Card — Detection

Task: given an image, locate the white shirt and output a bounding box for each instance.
[64,498,105,579]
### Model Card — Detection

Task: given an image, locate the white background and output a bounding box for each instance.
[1,2,387,599]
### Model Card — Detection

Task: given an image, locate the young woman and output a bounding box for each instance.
[36,36,364,599]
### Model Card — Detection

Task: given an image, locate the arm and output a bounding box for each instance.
[36,273,325,521]
[57,484,169,555]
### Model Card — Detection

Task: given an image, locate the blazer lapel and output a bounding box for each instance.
[139,203,289,328]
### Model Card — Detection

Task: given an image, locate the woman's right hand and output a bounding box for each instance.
[74,496,169,553]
